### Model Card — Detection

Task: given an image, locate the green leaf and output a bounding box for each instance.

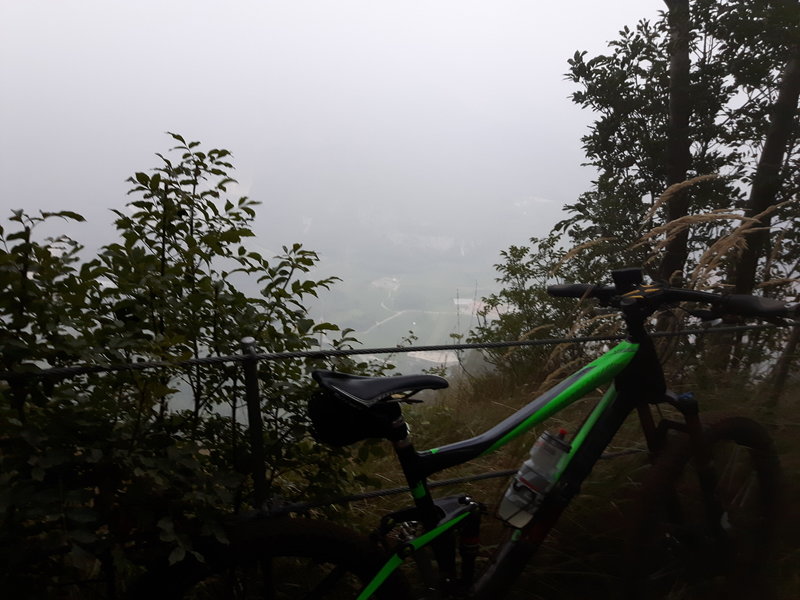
[69,529,97,544]
[150,172,162,191]
[168,546,186,565]
[157,516,175,533]
[297,318,314,335]
[66,507,98,524]
[40,210,86,222]
[167,131,187,145]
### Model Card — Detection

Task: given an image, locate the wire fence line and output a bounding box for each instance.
[267,449,649,514]
[3,320,795,509]
[0,321,794,382]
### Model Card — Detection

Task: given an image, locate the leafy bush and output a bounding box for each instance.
[0,134,369,595]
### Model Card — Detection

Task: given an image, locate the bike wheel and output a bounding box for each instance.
[138,518,411,600]
[626,416,781,599]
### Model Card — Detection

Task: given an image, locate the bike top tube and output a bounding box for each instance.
[412,340,640,480]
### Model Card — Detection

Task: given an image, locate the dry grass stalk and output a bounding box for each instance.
[663,268,684,285]
[638,174,720,232]
[549,237,616,277]
[750,198,795,223]
[689,234,750,287]
[689,199,796,286]
[534,311,623,396]
[541,342,575,376]
[499,324,554,360]
[532,356,586,396]
[525,304,598,368]
[517,324,555,343]
[635,210,757,286]
[633,211,754,252]
[634,192,795,287]
[757,277,800,289]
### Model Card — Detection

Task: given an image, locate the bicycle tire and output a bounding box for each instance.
[135,518,412,600]
[625,416,781,599]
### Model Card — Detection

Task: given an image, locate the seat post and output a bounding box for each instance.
[391,417,461,581]
[390,418,440,529]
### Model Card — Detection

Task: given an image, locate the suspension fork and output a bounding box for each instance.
[647,391,728,547]
[676,394,727,540]
[636,403,661,457]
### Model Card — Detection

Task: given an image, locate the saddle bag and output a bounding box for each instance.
[308,389,402,447]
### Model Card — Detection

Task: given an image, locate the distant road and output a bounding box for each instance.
[359,303,452,336]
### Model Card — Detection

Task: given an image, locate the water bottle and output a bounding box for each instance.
[497,429,571,528]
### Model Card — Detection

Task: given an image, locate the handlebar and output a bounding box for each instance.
[547,280,798,319]
[547,283,616,302]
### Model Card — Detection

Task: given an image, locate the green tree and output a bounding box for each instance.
[0,210,104,418]
[561,0,800,288]
[474,0,800,383]
[96,133,356,499]
[0,135,368,596]
[468,233,623,387]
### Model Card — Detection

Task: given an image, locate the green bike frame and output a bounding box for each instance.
[356,339,642,599]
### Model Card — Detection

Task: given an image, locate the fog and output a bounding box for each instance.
[1,1,662,348]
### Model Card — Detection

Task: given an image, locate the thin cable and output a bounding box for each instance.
[1,321,795,381]
[265,469,519,515]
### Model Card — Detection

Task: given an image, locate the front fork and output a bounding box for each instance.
[639,392,727,543]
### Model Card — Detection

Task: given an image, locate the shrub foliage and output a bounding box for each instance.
[0,134,366,596]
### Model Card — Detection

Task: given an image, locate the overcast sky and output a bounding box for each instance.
[1,1,663,331]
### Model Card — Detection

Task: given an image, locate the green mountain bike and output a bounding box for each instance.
[155,268,789,599]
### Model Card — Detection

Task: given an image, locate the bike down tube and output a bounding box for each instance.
[359,341,643,598]
[562,384,618,471]
[415,341,640,478]
[472,378,643,598]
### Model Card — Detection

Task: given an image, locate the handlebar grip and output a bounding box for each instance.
[721,294,794,318]
[547,284,616,300]
[548,279,798,320]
